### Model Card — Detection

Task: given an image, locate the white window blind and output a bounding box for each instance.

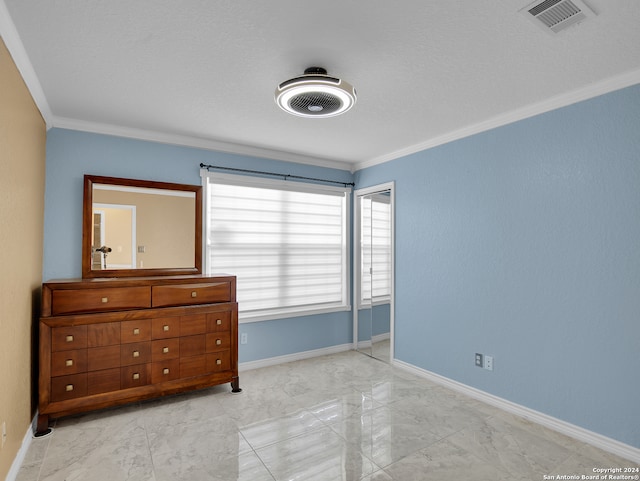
[361,194,391,305]
[202,172,350,322]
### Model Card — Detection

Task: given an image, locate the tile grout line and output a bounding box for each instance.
[238,430,278,481]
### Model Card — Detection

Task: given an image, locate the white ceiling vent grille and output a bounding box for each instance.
[521,0,596,34]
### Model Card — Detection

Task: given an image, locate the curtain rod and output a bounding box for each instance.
[199,163,355,187]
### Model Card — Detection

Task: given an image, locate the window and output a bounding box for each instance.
[202,172,351,322]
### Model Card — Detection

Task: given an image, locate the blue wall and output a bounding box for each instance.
[355,83,640,448]
[372,303,390,337]
[44,82,640,449]
[43,129,354,363]
[357,304,391,342]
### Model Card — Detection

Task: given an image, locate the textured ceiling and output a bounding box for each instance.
[2,0,640,171]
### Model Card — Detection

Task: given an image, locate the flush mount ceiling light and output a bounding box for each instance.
[275,67,357,118]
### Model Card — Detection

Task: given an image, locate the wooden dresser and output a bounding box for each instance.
[37,275,239,435]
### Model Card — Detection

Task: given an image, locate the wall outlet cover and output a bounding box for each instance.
[475,353,483,367]
[484,355,494,371]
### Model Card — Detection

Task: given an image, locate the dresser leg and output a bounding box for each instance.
[231,376,242,393]
[34,414,52,437]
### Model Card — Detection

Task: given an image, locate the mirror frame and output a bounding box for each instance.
[82,175,202,278]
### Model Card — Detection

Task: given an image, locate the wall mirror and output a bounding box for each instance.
[353,182,395,363]
[82,175,202,278]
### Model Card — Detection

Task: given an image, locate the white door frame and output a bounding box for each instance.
[94,203,137,269]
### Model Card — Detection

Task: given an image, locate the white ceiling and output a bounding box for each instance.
[2,0,640,172]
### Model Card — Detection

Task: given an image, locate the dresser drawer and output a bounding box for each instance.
[51,287,151,315]
[152,359,181,383]
[206,332,231,351]
[206,351,231,372]
[51,326,88,352]
[152,316,180,339]
[120,342,152,366]
[206,311,231,332]
[121,319,152,343]
[151,338,180,361]
[151,282,231,308]
[51,374,88,402]
[121,364,151,389]
[51,350,87,376]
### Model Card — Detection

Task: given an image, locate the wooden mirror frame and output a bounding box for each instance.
[82,175,202,278]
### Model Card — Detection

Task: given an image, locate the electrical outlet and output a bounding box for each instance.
[1,421,6,448]
[484,355,494,371]
[240,333,248,345]
[475,353,483,367]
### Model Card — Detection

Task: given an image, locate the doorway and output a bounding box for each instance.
[92,203,137,269]
[353,182,395,362]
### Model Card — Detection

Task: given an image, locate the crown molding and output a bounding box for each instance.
[52,116,353,172]
[355,68,640,172]
[0,0,351,173]
[0,0,53,127]
[4,0,638,175]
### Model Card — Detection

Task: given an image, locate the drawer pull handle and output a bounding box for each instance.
[66,335,74,342]
[133,373,140,380]
[101,297,108,303]
[216,339,222,346]
[65,384,74,392]
[133,350,140,358]
[65,359,73,367]
[216,319,222,325]
[216,359,222,365]
[163,368,170,375]
[163,347,169,353]
[133,328,140,335]
[191,291,197,298]
[163,325,169,332]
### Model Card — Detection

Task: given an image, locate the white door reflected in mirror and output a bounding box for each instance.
[91,204,136,269]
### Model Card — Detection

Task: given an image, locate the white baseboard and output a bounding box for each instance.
[373,332,390,343]
[356,332,390,350]
[238,343,352,372]
[393,359,640,464]
[5,415,35,481]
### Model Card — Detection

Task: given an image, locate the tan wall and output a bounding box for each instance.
[93,189,195,269]
[0,37,46,479]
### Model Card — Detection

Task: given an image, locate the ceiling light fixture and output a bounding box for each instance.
[275,67,357,118]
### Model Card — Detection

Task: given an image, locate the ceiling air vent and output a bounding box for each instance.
[521,0,596,34]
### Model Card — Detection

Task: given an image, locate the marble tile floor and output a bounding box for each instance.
[16,350,635,481]
[356,339,390,364]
